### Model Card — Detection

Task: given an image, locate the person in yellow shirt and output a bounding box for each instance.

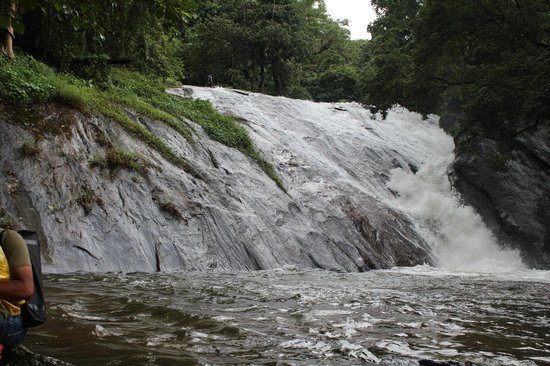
[0,229,34,352]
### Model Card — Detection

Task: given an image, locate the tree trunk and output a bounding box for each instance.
[271,59,283,95]
[2,1,17,60]
[249,64,257,91]
[258,64,265,92]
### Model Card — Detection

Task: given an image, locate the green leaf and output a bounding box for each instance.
[19,0,36,11]
[70,16,82,29]
[0,14,9,29]
[11,19,25,34]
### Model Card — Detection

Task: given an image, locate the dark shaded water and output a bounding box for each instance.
[23,267,549,365]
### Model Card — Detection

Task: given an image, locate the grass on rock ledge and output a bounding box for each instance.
[0,55,286,191]
[89,147,150,174]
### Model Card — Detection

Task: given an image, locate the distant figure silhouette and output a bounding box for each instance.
[207,74,214,87]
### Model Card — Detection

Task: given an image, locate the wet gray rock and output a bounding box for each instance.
[449,125,550,269]
[0,92,434,273]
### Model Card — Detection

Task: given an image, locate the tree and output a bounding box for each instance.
[184,0,304,93]
[1,0,195,70]
[1,1,19,59]
[362,0,550,147]
[361,0,428,115]
[182,0,355,98]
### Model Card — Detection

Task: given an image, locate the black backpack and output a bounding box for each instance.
[0,229,47,327]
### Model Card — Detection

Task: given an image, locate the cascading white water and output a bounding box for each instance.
[387,145,525,271]
[366,108,524,271]
[365,110,525,271]
[182,87,525,271]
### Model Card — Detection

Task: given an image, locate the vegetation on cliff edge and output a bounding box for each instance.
[0,55,286,191]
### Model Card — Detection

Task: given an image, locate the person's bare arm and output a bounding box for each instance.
[0,266,33,301]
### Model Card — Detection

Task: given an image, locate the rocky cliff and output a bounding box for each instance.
[449,125,550,269]
[0,88,436,273]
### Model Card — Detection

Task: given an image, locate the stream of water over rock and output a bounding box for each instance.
[15,88,550,365]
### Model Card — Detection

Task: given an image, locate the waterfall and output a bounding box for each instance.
[387,144,525,271]
[182,87,525,271]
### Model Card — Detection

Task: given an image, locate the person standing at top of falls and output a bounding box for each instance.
[0,229,33,355]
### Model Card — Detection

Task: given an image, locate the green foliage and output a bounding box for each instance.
[106,67,286,191]
[0,57,199,177]
[0,208,16,230]
[133,26,186,80]
[286,85,312,100]
[69,55,110,87]
[91,98,201,178]
[90,147,149,173]
[299,19,365,102]
[50,77,93,111]
[107,68,194,142]
[0,54,93,109]
[0,1,25,34]
[116,68,287,190]
[176,99,253,150]
[247,149,286,193]
[76,185,103,215]
[20,138,40,156]
[5,0,368,106]
[310,65,360,102]
[361,0,432,115]
[0,52,286,191]
[0,55,55,103]
[182,0,352,99]
[173,97,287,192]
[7,0,194,80]
[363,0,550,152]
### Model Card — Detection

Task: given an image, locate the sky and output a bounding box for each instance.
[323,0,377,40]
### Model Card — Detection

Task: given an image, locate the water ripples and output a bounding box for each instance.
[24,268,550,365]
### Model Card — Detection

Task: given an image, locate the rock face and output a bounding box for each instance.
[449,126,550,269]
[0,89,439,273]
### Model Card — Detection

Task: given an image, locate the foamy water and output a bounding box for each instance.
[180,87,528,272]
[26,270,550,365]
[384,121,525,271]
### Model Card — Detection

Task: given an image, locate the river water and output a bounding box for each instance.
[24,267,549,366]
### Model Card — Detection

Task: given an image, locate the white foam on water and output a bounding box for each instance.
[389,264,550,282]
[145,333,176,347]
[92,324,123,337]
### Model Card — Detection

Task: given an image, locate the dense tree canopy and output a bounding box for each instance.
[363,0,550,149]
[1,0,195,78]
[2,0,362,102]
[182,0,361,99]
